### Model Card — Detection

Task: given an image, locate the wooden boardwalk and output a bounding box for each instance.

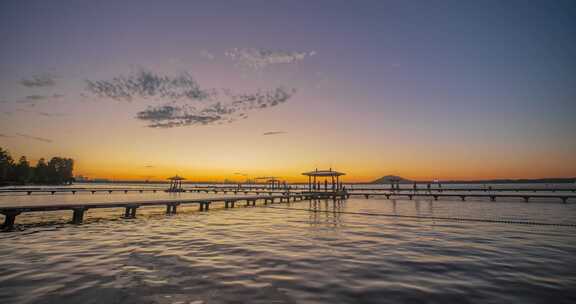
[189,185,576,193]
[351,192,576,203]
[2,185,575,196]
[2,185,575,230]
[0,191,348,230]
[346,187,576,193]
[0,188,288,195]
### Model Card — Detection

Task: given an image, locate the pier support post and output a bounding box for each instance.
[433,195,438,201]
[460,196,466,201]
[490,196,496,202]
[166,204,178,215]
[562,197,567,204]
[364,194,369,199]
[130,206,138,218]
[2,211,21,230]
[523,197,529,203]
[72,208,86,224]
[124,206,138,218]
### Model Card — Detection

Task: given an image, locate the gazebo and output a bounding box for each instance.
[255,176,283,189]
[302,168,345,192]
[167,175,186,192]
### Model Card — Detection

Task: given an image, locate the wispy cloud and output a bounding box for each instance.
[135,105,223,128]
[263,131,286,136]
[86,69,213,102]
[23,95,48,101]
[135,86,295,128]
[144,165,155,168]
[15,109,67,117]
[86,68,296,128]
[20,73,57,87]
[17,94,65,105]
[15,133,53,143]
[36,111,67,117]
[225,48,316,71]
[200,49,216,60]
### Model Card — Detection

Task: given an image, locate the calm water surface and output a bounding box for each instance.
[1,187,575,303]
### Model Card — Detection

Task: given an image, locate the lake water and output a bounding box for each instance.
[1,184,575,303]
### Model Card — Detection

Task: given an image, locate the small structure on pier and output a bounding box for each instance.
[166,175,186,192]
[255,176,284,190]
[302,168,345,192]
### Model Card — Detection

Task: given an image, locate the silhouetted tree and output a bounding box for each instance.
[14,156,33,183]
[0,147,14,183]
[34,158,49,184]
[47,157,75,184]
[0,147,74,185]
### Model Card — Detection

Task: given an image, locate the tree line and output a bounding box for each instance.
[0,147,74,185]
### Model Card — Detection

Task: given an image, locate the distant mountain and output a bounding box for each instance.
[372,175,413,184]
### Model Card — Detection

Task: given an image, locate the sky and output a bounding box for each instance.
[0,0,575,182]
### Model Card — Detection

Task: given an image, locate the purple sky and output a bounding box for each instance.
[0,0,575,181]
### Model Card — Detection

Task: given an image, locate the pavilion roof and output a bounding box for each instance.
[167,175,186,180]
[302,169,345,177]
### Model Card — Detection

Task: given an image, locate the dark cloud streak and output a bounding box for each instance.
[263,131,286,136]
[15,133,53,143]
[20,73,57,87]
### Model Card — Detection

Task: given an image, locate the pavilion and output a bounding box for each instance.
[255,176,284,190]
[167,175,186,192]
[302,168,345,192]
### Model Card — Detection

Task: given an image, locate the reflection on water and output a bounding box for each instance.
[1,193,576,303]
[307,199,345,228]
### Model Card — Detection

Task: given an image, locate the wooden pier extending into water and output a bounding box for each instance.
[0,191,348,230]
[352,192,576,203]
[2,185,575,196]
